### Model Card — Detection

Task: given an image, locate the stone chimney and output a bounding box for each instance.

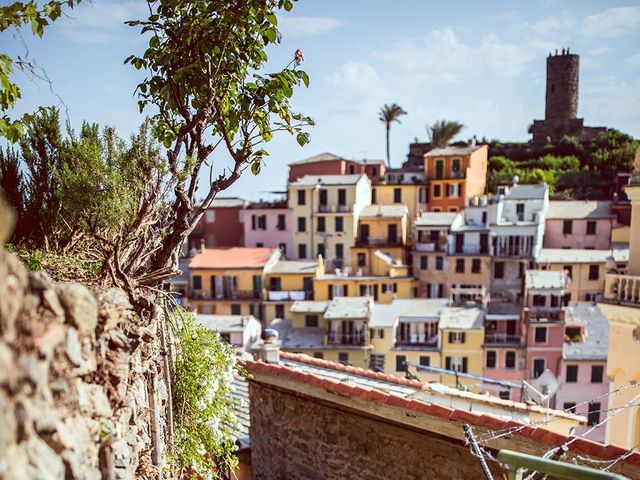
[258,328,280,364]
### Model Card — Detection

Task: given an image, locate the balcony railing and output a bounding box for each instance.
[327,332,366,346]
[415,242,446,252]
[450,245,490,255]
[318,204,351,213]
[484,333,522,346]
[395,334,438,348]
[356,236,403,247]
[605,274,640,305]
[266,290,313,301]
[191,289,259,300]
[525,307,565,322]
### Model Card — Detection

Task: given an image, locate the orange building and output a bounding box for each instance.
[424,143,488,213]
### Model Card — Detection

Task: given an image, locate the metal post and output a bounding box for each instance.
[464,425,494,480]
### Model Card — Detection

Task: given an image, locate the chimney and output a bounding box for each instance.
[258,328,280,364]
[200,238,206,253]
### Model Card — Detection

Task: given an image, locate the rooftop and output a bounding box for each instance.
[196,314,257,332]
[504,183,548,201]
[439,307,485,330]
[526,270,566,291]
[267,259,318,275]
[563,303,609,361]
[359,204,407,219]
[324,296,373,320]
[538,248,629,264]
[546,201,614,220]
[289,152,343,165]
[289,301,329,314]
[370,298,447,328]
[415,211,459,227]
[199,196,246,208]
[289,174,367,187]
[281,327,325,349]
[189,247,276,269]
[424,144,484,157]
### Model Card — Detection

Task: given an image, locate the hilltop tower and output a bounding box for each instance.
[529,49,604,145]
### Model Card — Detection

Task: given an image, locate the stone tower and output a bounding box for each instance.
[529,49,605,145]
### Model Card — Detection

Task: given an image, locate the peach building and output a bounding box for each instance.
[424,143,488,213]
[543,201,615,250]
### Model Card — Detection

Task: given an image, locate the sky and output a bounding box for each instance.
[3,0,640,201]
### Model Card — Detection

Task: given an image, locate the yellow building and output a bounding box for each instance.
[600,153,640,448]
[351,204,409,275]
[413,211,462,298]
[262,258,322,324]
[537,248,628,302]
[288,174,371,269]
[189,247,280,316]
[371,183,427,225]
[273,297,373,368]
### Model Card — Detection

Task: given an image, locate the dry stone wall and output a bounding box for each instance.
[0,247,169,480]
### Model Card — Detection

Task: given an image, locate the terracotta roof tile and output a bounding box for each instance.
[569,436,606,458]
[189,247,275,269]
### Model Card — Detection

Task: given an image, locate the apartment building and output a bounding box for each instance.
[288,174,371,269]
[371,182,428,224]
[413,211,462,298]
[544,201,615,250]
[242,197,293,255]
[188,247,280,316]
[288,152,386,185]
[424,143,488,213]
[352,205,408,275]
[196,314,262,351]
[188,197,247,250]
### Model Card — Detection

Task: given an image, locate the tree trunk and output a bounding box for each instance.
[386,124,391,170]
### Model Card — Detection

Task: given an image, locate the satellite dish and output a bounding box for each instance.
[523,369,559,405]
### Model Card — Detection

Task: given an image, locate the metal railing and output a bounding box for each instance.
[484,333,522,345]
[327,332,366,346]
[395,334,438,347]
[356,236,403,247]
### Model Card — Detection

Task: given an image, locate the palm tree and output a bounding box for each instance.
[427,120,465,148]
[379,103,407,169]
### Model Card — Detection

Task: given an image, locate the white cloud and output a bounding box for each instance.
[628,53,640,67]
[279,16,343,38]
[583,5,640,38]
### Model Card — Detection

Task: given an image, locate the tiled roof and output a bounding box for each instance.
[231,374,250,449]
[546,201,614,220]
[196,314,256,332]
[424,145,484,157]
[267,259,318,275]
[415,211,459,227]
[289,174,366,187]
[289,301,329,313]
[199,197,246,208]
[324,296,373,320]
[563,303,609,361]
[504,183,548,200]
[189,247,275,269]
[538,248,628,264]
[281,327,325,349]
[526,270,566,290]
[360,204,407,219]
[289,152,343,165]
[439,307,484,330]
[241,352,640,467]
[370,299,446,328]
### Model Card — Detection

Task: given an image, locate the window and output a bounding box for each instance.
[564,402,577,413]
[335,216,344,232]
[435,159,444,179]
[297,216,306,232]
[588,402,601,426]
[419,187,428,203]
[277,214,286,231]
[499,391,511,400]
[563,265,573,279]
[433,184,441,197]
[205,210,215,223]
[297,189,306,205]
[534,326,547,343]
[338,352,349,364]
[305,314,319,327]
[486,351,497,368]
[313,352,324,359]
[494,262,505,279]
[396,355,407,372]
[394,188,402,203]
[591,365,604,383]
[420,256,428,270]
[419,356,431,367]
[435,256,444,271]
[279,243,287,255]
[566,365,578,383]
[472,258,481,274]
[257,215,267,230]
[371,188,377,204]
[505,351,516,369]
[231,304,241,315]
[275,304,285,319]
[338,188,347,205]
[452,158,460,176]
[455,258,465,273]
[298,244,307,259]
[372,329,385,339]
[256,242,264,247]
[563,219,573,234]
[448,331,466,344]
[269,277,282,291]
[565,326,581,339]
[357,253,366,267]
[317,216,325,232]
[446,356,468,373]
[589,265,600,280]
[335,243,344,259]
[192,275,202,290]
[448,183,460,197]
[433,208,441,212]
[317,243,325,257]
[533,358,545,378]
[516,203,525,221]
[586,220,597,235]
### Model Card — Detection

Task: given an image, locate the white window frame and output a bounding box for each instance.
[450,331,464,344]
[450,357,464,372]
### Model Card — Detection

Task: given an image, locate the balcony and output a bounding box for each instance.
[395,334,438,348]
[450,245,490,255]
[265,290,313,301]
[327,332,366,346]
[415,242,447,252]
[525,307,565,323]
[484,333,523,346]
[190,289,259,300]
[604,274,640,305]
[356,236,403,248]
[318,204,352,213]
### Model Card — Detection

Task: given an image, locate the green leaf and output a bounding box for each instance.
[296,132,310,147]
[251,161,261,175]
[264,27,277,43]
[299,71,310,88]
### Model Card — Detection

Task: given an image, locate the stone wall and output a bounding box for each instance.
[249,382,499,480]
[0,247,169,479]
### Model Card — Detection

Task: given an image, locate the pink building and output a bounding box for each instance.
[242,199,293,257]
[544,201,615,250]
[288,152,386,185]
[555,303,609,443]
[522,270,569,386]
